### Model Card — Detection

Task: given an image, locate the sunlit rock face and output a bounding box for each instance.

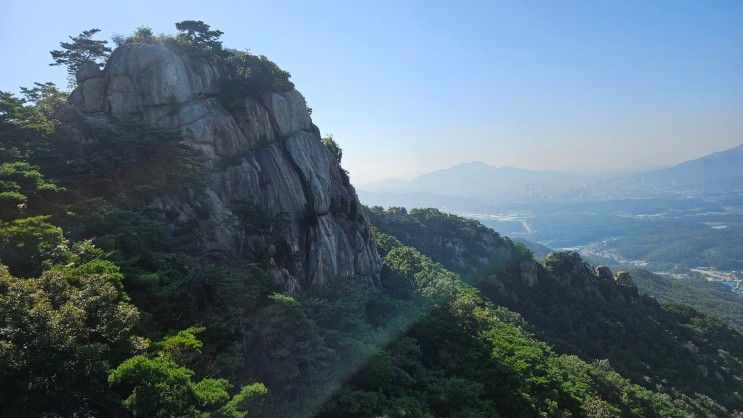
[62,43,380,292]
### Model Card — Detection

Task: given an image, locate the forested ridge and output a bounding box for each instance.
[1,22,741,417]
[368,207,743,415]
[513,238,743,332]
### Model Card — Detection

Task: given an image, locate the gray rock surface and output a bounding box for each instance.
[595,265,613,281]
[519,260,539,287]
[543,251,642,304]
[614,271,640,302]
[64,43,380,291]
[75,61,104,83]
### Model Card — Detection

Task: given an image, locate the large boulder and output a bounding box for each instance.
[75,61,103,83]
[614,271,640,302]
[64,43,380,292]
[595,265,613,281]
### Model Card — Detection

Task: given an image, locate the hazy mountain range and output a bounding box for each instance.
[360,162,588,202]
[628,143,743,189]
[359,143,743,206]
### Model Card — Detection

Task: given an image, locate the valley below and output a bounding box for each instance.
[359,188,743,335]
[464,200,743,294]
[360,170,743,297]
[361,195,743,337]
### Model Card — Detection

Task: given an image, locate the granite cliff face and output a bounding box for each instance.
[58,43,380,292]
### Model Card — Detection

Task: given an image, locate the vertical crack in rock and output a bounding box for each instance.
[260,97,318,287]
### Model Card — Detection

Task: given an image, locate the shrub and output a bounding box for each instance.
[53,121,205,201]
[112,26,162,47]
[322,134,343,165]
[221,49,294,100]
[0,215,69,277]
[109,328,266,418]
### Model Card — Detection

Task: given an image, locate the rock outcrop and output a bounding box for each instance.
[544,253,641,303]
[614,270,640,302]
[594,265,613,281]
[59,43,380,292]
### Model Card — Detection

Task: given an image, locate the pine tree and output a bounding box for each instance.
[50,28,111,86]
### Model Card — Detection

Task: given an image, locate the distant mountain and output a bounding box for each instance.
[360,145,743,207]
[360,161,587,203]
[631,143,743,189]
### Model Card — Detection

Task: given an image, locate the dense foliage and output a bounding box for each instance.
[0,256,137,416]
[109,327,267,417]
[514,238,743,332]
[221,50,295,100]
[370,206,743,415]
[628,268,743,331]
[367,206,520,281]
[320,231,711,417]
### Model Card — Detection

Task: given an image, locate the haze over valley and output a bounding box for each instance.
[360,144,743,293]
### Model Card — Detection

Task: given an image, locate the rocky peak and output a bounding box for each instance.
[544,251,595,288]
[543,252,641,303]
[60,43,380,292]
[595,265,613,281]
[613,271,640,302]
[614,271,635,287]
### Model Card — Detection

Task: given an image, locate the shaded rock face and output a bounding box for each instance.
[519,260,538,288]
[595,265,613,281]
[614,271,640,302]
[62,43,380,292]
[544,252,640,304]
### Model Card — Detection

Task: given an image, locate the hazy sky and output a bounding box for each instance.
[2,0,742,183]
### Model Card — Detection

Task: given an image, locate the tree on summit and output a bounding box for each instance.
[50,28,111,86]
[175,20,225,59]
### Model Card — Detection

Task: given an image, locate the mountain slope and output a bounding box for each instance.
[634,143,743,189]
[628,268,743,331]
[320,230,729,417]
[514,239,743,331]
[368,206,743,412]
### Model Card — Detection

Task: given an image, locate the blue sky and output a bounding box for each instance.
[2,0,742,182]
